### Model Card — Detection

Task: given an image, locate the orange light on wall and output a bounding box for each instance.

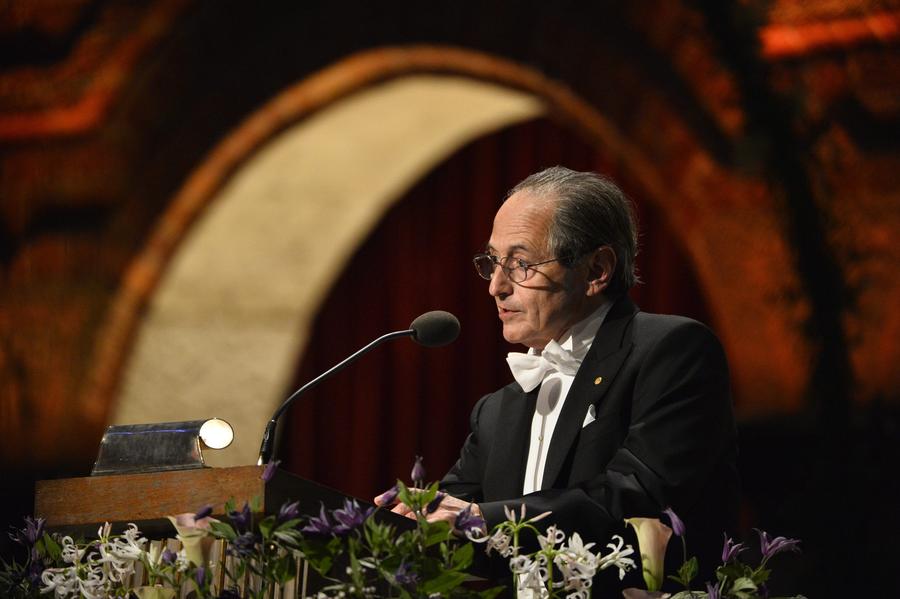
[761,10,900,59]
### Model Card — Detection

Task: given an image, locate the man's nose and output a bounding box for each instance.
[488,264,511,297]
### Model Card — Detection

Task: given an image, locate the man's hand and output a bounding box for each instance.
[423,493,484,528]
[373,486,416,518]
[373,487,486,534]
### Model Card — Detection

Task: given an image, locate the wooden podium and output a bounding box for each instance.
[34,465,404,596]
[34,465,373,538]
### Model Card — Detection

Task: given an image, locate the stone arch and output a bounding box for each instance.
[85,45,804,465]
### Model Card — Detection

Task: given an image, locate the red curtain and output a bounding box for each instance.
[280,118,712,500]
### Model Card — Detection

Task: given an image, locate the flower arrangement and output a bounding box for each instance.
[623,508,806,599]
[1,459,805,599]
[0,516,182,599]
[466,504,635,599]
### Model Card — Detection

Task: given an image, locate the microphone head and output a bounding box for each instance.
[409,310,460,347]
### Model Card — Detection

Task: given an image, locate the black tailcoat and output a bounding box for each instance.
[442,297,740,591]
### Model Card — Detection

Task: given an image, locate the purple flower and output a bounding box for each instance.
[194,505,214,520]
[228,502,252,533]
[454,504,485,533]
[261,459,281,483]
[10,516,45,547]
[394,561,419,587]
[426,492,446,514]
[229,532,258,558]
[378,484,399,506]
[302,504,334,536]
[26,558,44,585]
[332,499,374,535]
[411,455,426,483]
[161,548,178,565]
[721,534,747,563]
[706,582,720,599]
[217,589,241,599]
[756,529,801,561]
[278,500,300,523]
[662,507,685,537]
[194,565,206,587]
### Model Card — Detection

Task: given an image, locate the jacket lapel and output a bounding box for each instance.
[540,297,638,489]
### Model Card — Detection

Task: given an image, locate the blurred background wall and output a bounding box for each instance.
[2,1,899,595]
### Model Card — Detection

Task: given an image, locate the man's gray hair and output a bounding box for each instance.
[507,166,639,297]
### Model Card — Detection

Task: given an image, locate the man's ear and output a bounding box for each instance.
[585,246,616,297]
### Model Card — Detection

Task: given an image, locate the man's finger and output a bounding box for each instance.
[391,504,417,521]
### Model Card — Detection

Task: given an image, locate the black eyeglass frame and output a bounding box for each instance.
[472,253,561,283]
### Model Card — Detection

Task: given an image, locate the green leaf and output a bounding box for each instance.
[751,566,771,585]
[678,556,698,584]
[419,481,441,506]
[250,495,263,512]
[348,547,365,589]
[478,586,505,599]
[421,570,468,595]
[41,533,62,560]
[258,515,276,540]
[275,518,302,532]
[450,541,474,569]
[668,556,699,588]
[272,554,296,583]
[397,481,414,507]
[295,539,336,576]
[312,556,333,576]
[730,576,758,599]
[424,520,452,547]
[208,520,237,541]
[273,529,303,547]
[224,497,237,513]
[364,519,395,555]
[717,561,753,583]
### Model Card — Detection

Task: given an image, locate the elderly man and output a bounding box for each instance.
[379,166,739,589]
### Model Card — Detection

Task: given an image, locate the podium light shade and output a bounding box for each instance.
[91,419,234,476]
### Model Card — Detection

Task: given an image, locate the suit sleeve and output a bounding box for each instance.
[475,320,736,544]
[440,394,491,502]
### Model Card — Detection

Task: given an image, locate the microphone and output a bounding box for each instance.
[409,310,460,347]
[257,310,460,465]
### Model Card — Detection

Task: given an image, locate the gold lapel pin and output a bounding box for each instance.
[594,376,603,385]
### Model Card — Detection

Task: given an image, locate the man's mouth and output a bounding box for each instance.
[498,307,518,320]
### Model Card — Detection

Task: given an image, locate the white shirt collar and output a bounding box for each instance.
[532,300,612,360]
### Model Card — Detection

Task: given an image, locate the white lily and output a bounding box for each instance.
[537,525,565,550]
[114,523,148,560]
[133,586,178,599]
[484,528,516,557]
[554,554,595,589]
[597,534,637,579]
[167,512,216,566]
[625,517,672,592]
[562,532,597,561]
[41,567,78,597]
[503,503,553,525]
[59,536,86,565]
[511,554,550,598]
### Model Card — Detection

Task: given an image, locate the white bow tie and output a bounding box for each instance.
[507,339,582,392]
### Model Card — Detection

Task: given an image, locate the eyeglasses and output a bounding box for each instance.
[473,253,561,283]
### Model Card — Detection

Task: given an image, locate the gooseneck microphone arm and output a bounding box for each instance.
[257,328,414,465]
[256,310,460,466]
